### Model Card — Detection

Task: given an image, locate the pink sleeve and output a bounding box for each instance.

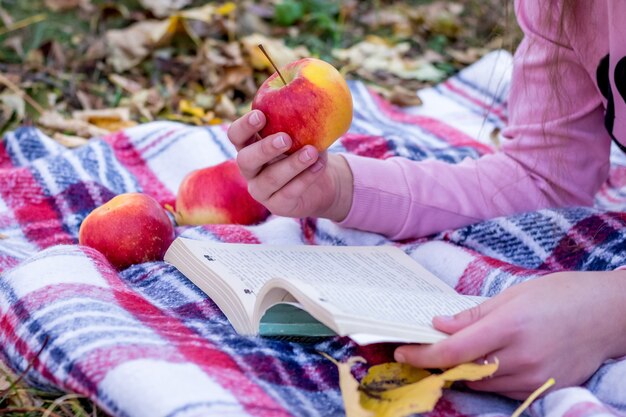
[338,0,612,240]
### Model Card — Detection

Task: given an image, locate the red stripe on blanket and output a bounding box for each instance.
[541,212,626,271]
[77,345,186,384]
[205,224,262,244]
[442,79,508,123]
[0,255,20,273]
[103,131,176,207]
[340,134,393,159]
[0,141,11,168]
[456,253,540,295]
[370,91,494,155]
[87,248,291,417]
[0,167,74,248]
[0,282,184,403]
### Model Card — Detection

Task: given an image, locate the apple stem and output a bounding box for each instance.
[258,44,287,86]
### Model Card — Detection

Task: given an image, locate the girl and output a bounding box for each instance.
[227,0,626,399]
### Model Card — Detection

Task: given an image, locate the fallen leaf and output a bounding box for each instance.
[105,3,232,71]
[321,353,373,417]
[360,360,498,417]
[72,108,137,132]
[214,94,237,120]
[108,74,143,94]
[241,33,309,70]
[38,111,109,138]
[105,20,170,72]
[333,36,446,82]
[52,132,90,148]
[138,0,192,18]
[124,88,165,121]
[0,93,26,121]
[360,362,431,393]
[213,65,253,94]
[179,99,205,118]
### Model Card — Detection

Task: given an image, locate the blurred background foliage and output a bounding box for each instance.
[0,0,520,143]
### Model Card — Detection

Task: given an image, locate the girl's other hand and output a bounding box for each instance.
[227,110,354,221]
[394,270,626,400]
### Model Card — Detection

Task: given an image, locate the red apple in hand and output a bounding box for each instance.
[169,159,270,226]
[251,57,353,154]
[78,193,175,270]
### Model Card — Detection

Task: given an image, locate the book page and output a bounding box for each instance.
[181,240,456,296]
[295,281,483,328]
[258,278,484,342]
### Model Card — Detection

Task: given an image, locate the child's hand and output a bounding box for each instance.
[227,110,354,221]
[394,270,626,400]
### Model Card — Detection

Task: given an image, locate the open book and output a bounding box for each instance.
[164,237,487,344]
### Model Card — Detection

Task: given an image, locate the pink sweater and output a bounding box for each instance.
[339,0,626,239]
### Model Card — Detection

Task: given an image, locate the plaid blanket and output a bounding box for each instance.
[1,50,626,417]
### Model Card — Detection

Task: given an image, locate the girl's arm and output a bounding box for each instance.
[338,0,612,239]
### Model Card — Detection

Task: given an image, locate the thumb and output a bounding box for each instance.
[433,301,493,334]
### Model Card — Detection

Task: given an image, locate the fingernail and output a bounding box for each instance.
[310,160,324,173]
[273,135,287,149]
[250,111,262,127]
[436,315,454,323]
[394,351,406,363]
[299,149,313,163]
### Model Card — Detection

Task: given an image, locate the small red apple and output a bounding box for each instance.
[169,159,270,226]
[251,57,353,154]
[78,193,175,270]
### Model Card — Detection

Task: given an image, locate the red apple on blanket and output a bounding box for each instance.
[169,159,270,226]
[78,193,175,270]
[251,56,353,154]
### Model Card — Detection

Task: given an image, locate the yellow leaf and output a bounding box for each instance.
[359,360,498,417]
[216,2,236,15]
[73,108,137,133]
[320,353,373,417]
[362,374,445,417]
[179,99,205,118]
[361,362,431,391]
[241,34,310,70]
[440,360,499,382]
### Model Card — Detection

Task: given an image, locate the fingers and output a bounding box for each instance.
[237,132,293,179]
[227,110,266,151]
[263,153,328,210]
[394,304,510,369]
[433,297,499,334]
[246,146,324,203]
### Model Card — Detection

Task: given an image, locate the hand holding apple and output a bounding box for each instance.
[78,193,175,270]
[169,159,270,226]
[227,111,354,221]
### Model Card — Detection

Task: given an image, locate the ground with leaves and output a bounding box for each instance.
[0,0,520,140]
[0,0,519,415]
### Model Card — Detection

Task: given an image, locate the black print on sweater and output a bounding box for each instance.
[596,54,626,152]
